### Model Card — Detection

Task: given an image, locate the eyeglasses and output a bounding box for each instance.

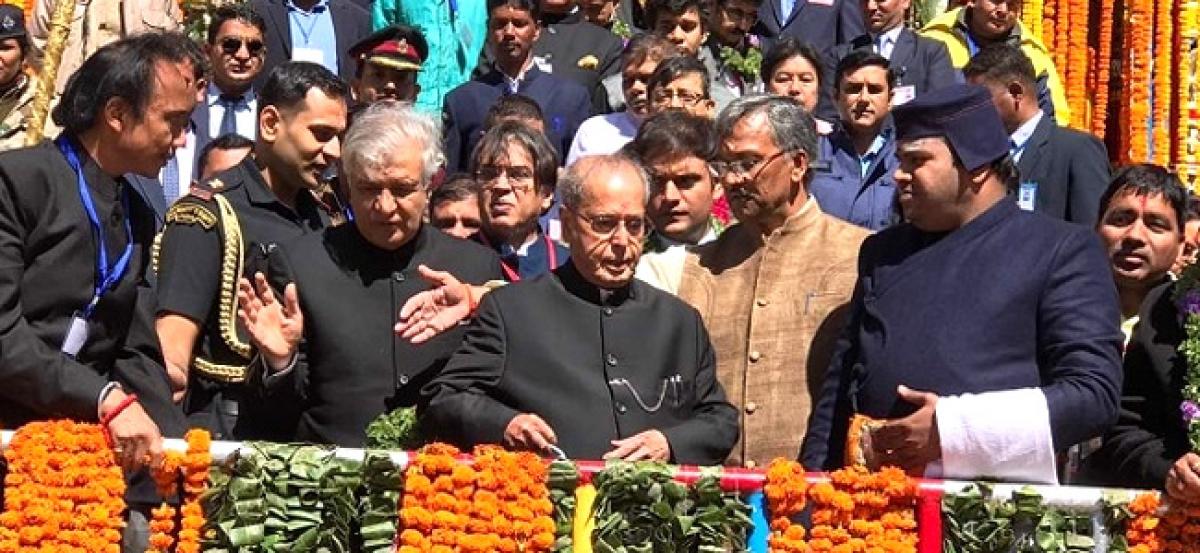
[650,89,706,106]
[219,36,265,56]
[711,150,794,180]
[476,165,537,192]
[576,212,647,237]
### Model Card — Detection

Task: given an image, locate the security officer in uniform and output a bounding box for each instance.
[347,24,429,107]
[154,61,348,440]
[0,4,50,152]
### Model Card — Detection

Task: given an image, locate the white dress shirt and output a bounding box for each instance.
[207,84,258,141]
[873,26,903,60]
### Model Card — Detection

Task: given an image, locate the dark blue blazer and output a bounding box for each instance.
[809,123,900,231]
[801,199,1123,469]
[1015,114,1111,226]
[442,66,593,172]
[819,29,960,121]
[250,0,373,90]
[757,0,864,53]
[126,174,167,228]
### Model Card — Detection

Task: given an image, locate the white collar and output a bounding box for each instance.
[207,83,255,106]
[1010,109,1044,149]
[874,26,903,47]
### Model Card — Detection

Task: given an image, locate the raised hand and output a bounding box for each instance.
[236,272,303,371]
[395,264,474,344]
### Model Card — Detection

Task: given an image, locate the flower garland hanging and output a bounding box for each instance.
[1153,0,1175,166]
[146,428,211,553]
[1124,0,1154,162]
[1066,0,1090,131]
[1042,0,1058,60]
[399,443,555,553]
[1020,0,1043,47]
[0,420,126,552]
[1091,0,1116,138]
[1125,492,1162,553]
[1177,0,1200,184]
[1053,0,1070,100]
[809,466,918,552]
[764,458,809,553]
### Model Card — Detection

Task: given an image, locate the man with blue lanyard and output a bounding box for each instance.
[0,32,200,550]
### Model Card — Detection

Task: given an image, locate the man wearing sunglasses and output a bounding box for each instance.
[158,4,267,205]
[422,153,739,465]
[675,94,868,469]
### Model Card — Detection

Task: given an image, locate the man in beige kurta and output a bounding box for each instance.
[678,95,868,469]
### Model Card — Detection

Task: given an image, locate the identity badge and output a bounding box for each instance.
[61,312,88,357]
[1017,181,1038,211]
[292,47,325,65]
[892,85,916,106]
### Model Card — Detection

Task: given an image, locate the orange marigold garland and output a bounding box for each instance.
[1065,0,1090,131]
[1091,0,1116,138]
[764,458,808,553]
[145,428,211,553]
[399,443,554,553]
[1126,492,1162,553]
[0,420,126,552]
[809,466,918,553]
[1152,0,1175,166]
[1122,0,1154,162]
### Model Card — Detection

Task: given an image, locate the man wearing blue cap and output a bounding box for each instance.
[802,83,1122,483]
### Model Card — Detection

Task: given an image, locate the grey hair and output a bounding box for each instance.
[715,94,818,164]
[342,100,445,187]
[559,153,652,211]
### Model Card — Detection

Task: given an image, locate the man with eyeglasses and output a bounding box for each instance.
[159,4,267,204]
[470,122,570,281]
[155,62,347,441]
[646,56,715,119]
[676,94,869,469]
[421,153,739,464]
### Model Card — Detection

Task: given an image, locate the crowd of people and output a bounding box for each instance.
[0,0,1198,549]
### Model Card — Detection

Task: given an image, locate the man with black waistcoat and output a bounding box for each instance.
[235,102,502,447]
[155,62,346,441]
[0,32,199,550]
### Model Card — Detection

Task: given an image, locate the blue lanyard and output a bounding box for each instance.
[448,0,458,18]
[55,136,134,318]
[966,32,980,57]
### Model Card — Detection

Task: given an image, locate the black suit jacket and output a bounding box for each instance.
[825,29,958,107]
[1087,281,1184,490]
[1016,114,1111,226]
[533,12,625,113]
[758,0,864,53]
[256,224,502,447]
[442,66,593,171]
[422,262,740,464]
[250,0,372,89]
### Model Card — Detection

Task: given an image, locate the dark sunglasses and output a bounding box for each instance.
[220,37,265,56]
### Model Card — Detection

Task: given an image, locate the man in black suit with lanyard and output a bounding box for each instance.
[251,0,372,89]
[0,32,200,549]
